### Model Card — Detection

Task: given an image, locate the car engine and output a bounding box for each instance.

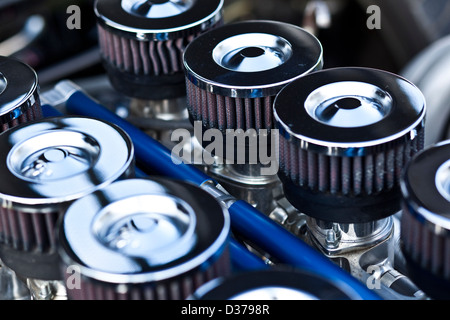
[0,0,449,302]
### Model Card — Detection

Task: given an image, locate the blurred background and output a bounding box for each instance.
[1,0,449,144]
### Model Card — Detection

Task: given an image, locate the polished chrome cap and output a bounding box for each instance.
[0,116,134,209]
[400,140,450,299]
[184,20,323,98]
[229,287,318,300]
[92,193,198,267]
[121,0,194,19]
[212,33,293,73]
[436,160,450,203]
[304,81,393,128]
[275,67,426,223]
[191,269,363,300]
[274,67,426,156]
[401,140,450,236]
[95,0,223,40]
[0,56,39,124]
[59,178,230,284]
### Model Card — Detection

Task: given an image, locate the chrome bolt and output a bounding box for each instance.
[325,224,341,248]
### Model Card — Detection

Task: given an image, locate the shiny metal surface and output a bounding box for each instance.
[95,0,223,40]
[92,194,197,267]
[208,162,283,214]
[191,269,363,300]
[0,116,134,208]
[183,20,323,216]
[212,33,293,72]
[304,81,393,128]
[307,217,394,255]
[0,56,39,124]
[2,0,449,303]
[128,97,188,121]
[59,178,230,284]
[0,264,30,300]
[274,67,426,156]
[10,132,100,183]
[400,140,450,299]
[121,0,194,19]
[436,160,450,202]
[230,287,318,300]
[0,15,45,57]
[401,140,450,235]
[0,74,5,94]
[184,20,323,98]
[273,66,427,299]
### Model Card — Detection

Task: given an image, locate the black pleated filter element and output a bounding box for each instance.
[95,0,224,100]
[400,140,450,299]
[0,56,42,132]
[274,67,426,224]
[0,116,135,280]
[58,178,231,300]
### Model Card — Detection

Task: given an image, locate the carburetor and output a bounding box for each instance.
[273,66,427,299]
[1,0,449,303]
[183,19,323,215]
[94,0,224,145]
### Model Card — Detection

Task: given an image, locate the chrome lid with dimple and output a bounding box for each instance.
[304,81,393,128]
[400,140,450,299]
[58,178,230,284]
[95,0,223,40]
[274,67,426,156]
[92,193,198,267]
[0,116,134,208]
[0,56,39,124]
[121,0,194,19]
[212,33,293,73]
[229,287,319,300]
[401,140,450,235]
[191,269,363,300]
[436,160,450,203]
[184,20,323,98]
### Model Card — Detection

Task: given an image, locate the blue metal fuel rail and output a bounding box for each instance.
[41,80,381,300]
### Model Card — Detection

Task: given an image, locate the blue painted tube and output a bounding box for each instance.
[134,166,148,178]
[229,200,381,300]
[229,239,268,272]
[42,104,63,117]
[62,87,381,300]
[65,91,212,186]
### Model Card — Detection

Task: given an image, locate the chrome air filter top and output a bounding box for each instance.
[191,268,362,300]
[274,67,426,223]
[0,56,42,132]
[95,0,224,100]
[0,116,134,280]
[184,20,323,134]
[58,178,231,300]
[400,140,450,299]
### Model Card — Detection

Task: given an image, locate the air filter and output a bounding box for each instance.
[95,0,224,100]
[184,20,323,136]
[0,56,41,132]
[400,140,450,299]
[191,268,362,300]
[274,67,426,224]
[58,178,231,300]
[0,116,135,281]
